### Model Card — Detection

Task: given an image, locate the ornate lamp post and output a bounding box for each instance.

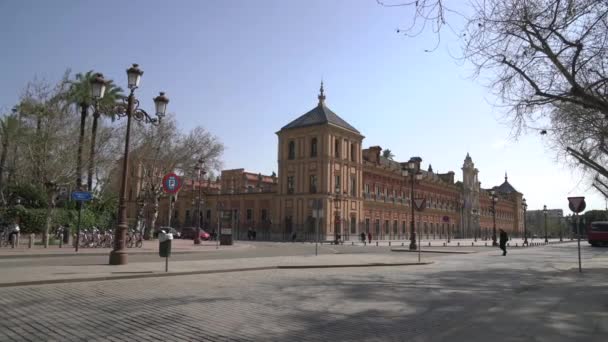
[522,198,528,245]
[194,158,205,245]
[543,204,549,243]
[401,160,423,250]
[489,190,499,246]
[98,64,169,265]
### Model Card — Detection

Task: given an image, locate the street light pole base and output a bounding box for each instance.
[109,250,128,265]
[409,242,417,250]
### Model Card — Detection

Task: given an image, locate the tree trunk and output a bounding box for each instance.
[147,197,159,240]
[87,112,100,192]
[0,142,8,205]
[76,105,87,188]
[44,198,53,248]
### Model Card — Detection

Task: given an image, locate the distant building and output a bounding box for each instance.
[118,84,525,240]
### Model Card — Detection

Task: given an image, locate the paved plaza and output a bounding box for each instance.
[0,242,606,341]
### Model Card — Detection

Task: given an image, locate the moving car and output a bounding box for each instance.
[588,221,608,247]
[181,227,211,241]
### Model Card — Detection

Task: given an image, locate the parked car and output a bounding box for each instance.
[181,227,210,241]
[154,227,181,239]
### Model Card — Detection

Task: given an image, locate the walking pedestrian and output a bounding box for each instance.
[252,228,257,240]
[360,232,366,243]
[499,229,508,256]
[247,227,252,240]
[368,232,372,244]
[291,231,297,242]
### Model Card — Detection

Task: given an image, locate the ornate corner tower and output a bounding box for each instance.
[462,153,481,238]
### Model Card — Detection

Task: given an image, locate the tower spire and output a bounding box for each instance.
[505,171,508,182]
[318,81,326,105]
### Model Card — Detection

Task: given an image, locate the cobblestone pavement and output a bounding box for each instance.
[0,244,606,341]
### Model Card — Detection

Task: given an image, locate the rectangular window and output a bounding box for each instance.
[287,176,295,194]
[350,176,356,196]
[288,141,295,160]
[350,143,355,162]
[310,175,317,194]
[365,218,370,233]
[311,138,318,158]
[334,139,340,158]
[393,220,398,236]
[350,217,356,234]
[261,209,268,221]
[335,175,341,193]
[246,209,252,220]
[384,220,389,235]
[364,184,370,194]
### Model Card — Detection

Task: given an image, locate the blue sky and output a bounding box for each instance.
[0,0,603,213]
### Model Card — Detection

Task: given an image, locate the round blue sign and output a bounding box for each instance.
[162,172,182,194]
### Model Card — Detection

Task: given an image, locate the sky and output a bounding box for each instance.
[0,0,604,213]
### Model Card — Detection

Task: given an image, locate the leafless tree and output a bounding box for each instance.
[380,0,608,195]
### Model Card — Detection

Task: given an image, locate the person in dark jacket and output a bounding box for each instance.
[360,232,366,243]
[499,229,508,256]
[368,232,372,244]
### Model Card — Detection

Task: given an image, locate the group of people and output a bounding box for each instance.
[359,232,372,244]
[247,227,257,240]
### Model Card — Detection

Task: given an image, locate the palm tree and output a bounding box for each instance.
[87,78,123,192]
[0,114,20,205]
[382,149,395,160]
[67,71,124,191]
[67,70,95,190]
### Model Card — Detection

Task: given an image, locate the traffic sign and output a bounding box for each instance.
[568,197,586,213]
[162,172,182,194]
[71,191,93,202]
[414,198,426,211]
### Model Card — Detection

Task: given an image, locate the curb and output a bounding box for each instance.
[0,250,203,259]
[0,262,433,288]
[391,249,475,254]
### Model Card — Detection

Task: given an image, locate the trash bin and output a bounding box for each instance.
[159,231,173,257]
[219,228,233,246]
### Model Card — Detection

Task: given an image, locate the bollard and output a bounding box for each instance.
[28,234,34,248]
[428,242,431,247]
[472,242,474,246]
[443,242,446,247]
[457,242,460,247]
[352,242,354,246]
[401,242,404,246]
[485,242,487,246]
[376,241,378,246]
[389,241,391,246]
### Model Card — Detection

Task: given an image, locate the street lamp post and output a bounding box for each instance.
[99,64,169,266]
[401,160,423,250]
[489,190,498,246]
[543,204,548,243]
[194,158,205,245]
[522,198,528,245]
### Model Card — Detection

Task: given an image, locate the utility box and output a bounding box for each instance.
[220,228,233,246]
[159,231,173,257]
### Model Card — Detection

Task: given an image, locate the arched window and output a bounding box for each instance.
[288,141,295,160]
[311,138,317,158]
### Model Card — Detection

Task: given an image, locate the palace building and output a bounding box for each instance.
[125,84,524,241]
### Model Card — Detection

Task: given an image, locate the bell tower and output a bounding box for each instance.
[462,153,481,238]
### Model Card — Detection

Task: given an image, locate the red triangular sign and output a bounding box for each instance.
[567,196,586,213]
[414,198,426,210]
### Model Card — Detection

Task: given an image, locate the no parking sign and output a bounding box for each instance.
[162,172,182,194]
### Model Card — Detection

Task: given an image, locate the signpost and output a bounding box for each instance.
[313,199,323,256]
[414,198,426,262]
[443,216,450,243]
[72,191,93,252]
[162,173,182,229]
[567,196,586,273]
